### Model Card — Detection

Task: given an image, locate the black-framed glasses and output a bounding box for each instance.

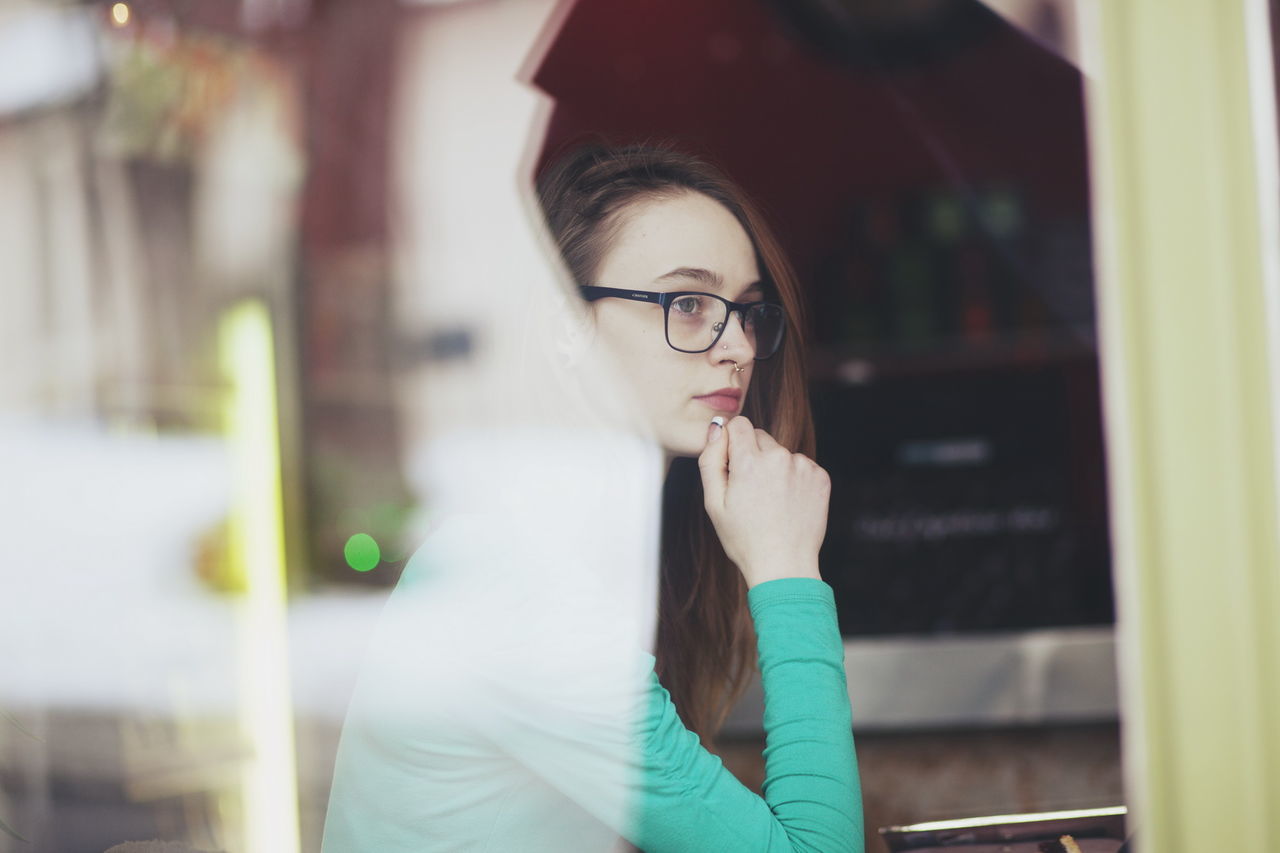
[579,286,786,359]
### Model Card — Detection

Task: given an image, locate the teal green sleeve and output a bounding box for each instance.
[627,577,864,853]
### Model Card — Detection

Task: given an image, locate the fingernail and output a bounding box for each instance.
[708,416,725,440]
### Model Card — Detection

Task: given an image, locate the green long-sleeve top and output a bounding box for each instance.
[322,524,863,852]
[628,578,864,852]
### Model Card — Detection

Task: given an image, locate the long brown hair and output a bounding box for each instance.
[535,141,815,747]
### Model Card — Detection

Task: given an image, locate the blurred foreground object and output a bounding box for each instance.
[1082,0,1280,849]
[880,805,1126,852]
[0,2,100,118]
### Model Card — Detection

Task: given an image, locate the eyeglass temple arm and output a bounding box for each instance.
[580,286,776,311]
[578,285,664,306]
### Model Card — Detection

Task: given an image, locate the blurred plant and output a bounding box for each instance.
[311,448,418,582]
[0,708,43,842]
[192,516,247,595]
[99,22,282,163]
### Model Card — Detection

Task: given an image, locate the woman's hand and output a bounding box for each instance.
[696,415,830,588]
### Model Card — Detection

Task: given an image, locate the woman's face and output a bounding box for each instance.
[590,191,764,458]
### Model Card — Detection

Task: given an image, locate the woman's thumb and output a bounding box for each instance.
[697,416,728,510]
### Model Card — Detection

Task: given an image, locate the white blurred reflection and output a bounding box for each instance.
[3,0,661,850]
[0,3,310,850]
[321,1,662,849]
[0,0,674,847]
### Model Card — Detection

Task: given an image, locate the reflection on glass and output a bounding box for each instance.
[0,0,1129,850]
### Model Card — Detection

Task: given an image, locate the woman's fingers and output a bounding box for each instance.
[701,415,758,516]
[754,428,781,451]
[697,417,831,587]
[697,417,730,510]
[725,415,759,457]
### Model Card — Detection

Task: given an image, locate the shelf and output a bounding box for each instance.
[723,625,1118,733]
[809,329,1097,384]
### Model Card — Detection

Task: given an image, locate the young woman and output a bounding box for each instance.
[322,142,862,852]
[539,141,862,851]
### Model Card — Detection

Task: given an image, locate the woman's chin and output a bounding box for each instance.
[660,429,714,460]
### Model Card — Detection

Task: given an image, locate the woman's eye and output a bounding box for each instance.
[671,296,705,316]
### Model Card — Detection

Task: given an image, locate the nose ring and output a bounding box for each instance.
[725,342,743,372]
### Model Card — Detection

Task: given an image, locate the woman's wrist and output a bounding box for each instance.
[742,560,823,589]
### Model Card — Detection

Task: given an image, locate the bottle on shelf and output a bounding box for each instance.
[885,193,939,351]
[925,188,967,345]
[977,184,1028,341]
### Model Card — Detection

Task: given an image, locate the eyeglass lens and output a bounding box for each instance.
[666,294,784,357]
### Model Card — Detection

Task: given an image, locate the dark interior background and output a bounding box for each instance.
[532,0,1112,636]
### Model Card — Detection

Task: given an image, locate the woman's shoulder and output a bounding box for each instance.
[393,511,505,590]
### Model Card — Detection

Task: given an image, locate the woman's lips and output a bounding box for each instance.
[694,394,741,412]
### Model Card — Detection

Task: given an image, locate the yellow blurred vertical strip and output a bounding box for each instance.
[219,299,302,853]
[1080,0,1280,849]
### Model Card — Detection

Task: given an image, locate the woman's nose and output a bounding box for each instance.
[714,310,756,361]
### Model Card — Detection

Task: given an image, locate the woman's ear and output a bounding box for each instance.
[552,292,595,369]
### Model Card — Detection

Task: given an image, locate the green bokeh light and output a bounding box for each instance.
[344,533,381,572]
